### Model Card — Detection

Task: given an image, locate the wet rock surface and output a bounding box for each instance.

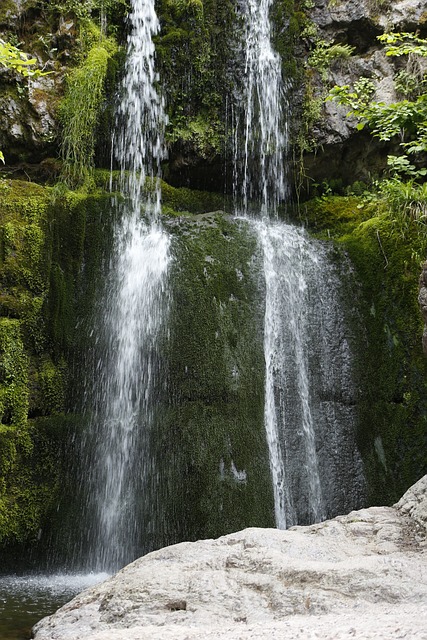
[33,475,427,640]
[419,262,427,355]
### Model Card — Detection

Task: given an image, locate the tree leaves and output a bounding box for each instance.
[377,32,427,58]
[327,32,427,179]
[0,40,44,78]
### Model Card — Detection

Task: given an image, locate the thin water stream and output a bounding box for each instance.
[233,0,287,215]
[79,0,170,571]
[234,0,364,527]
[2,0,170,631]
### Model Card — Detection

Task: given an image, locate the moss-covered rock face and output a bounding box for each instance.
[298,194,427,505]
[420,261,427,354]
[0,178,273,560]
[0,180,60,549]
[0,177,425,562]
[159,213,274,541]
[0,178,115,557]
[60,209,274,562]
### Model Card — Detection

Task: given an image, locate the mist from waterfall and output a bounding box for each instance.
[79,0,171,571]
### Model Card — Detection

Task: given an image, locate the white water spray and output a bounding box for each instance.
[234,0,287,215]
[83,0,170,571]
[254,220,325,528]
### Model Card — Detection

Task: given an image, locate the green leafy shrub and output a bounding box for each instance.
[328,33,427,180]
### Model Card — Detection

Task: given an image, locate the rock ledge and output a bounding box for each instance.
[33,476,427,639]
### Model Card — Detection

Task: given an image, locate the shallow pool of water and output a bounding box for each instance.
[0,573,109,639]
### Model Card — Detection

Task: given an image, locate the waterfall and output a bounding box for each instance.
[255,221,323,527]
[253,220,365,528]
[80,0,170,571]
[233,1,364,527]
[233,0,287,216]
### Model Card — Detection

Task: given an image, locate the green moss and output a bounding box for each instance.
[0,178,115,548]
[0,415,66,548]
[0,318,29,430]
[160,180,228,213]
[91,173,229,213]
[159,214,275,540]
[297,195,377,236]
[0,315,50,546]
[0,0,17,24]
[298,194,427,504]
[166,113,224,159]
[30,358,66,417]
[0,180,52,351]
[59,37,119,187]
[271,0,308,78]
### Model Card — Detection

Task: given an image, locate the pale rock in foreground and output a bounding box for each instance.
[33,476,427,639]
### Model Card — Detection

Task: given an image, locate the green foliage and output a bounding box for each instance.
[395,69,427,100]
[0,39,49,164]
[47,0,129,24]
[59,38,117,187]
[308,40,355,80]
[328,33,427,180]
[386,155,427,178]
[296,7,357,174]
[378,178,427,236]
[328,78,375,114]
[299,191,427,503]
[0,39,46,78]
[166,112,224,159]
[378,32,427,57]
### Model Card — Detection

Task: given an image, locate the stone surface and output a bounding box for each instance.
[397,474,427,530]
[311,0,427,31]
[419,262,427,355]
[386,0,427,30]
[304,0,427,184]
[33,476,427,640]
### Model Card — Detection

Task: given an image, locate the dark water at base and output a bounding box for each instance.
[0,573,108,639]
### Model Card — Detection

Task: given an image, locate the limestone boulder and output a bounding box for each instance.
[387,0,427,30]
[33,475,427,640]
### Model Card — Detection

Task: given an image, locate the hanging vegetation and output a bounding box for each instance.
[59,34,117,187]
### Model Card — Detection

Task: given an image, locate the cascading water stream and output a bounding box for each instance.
[233,0,360,528]
[233,0,294,527]
[81,0,170,571]
[255,221,327,528]
[234,0,287,215]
